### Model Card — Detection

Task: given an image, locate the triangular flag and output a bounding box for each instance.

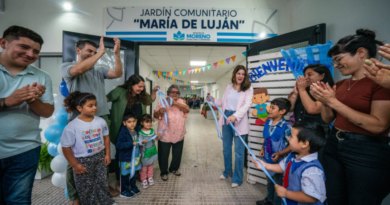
[225,57,230,64]
[192,69,195,73]
[219,60,224,66]
[179,71,182,75]
[207,64,211,70]
[202,66,205,72]
[231,55,236,62]
[195,68,197,73]
[242,51,247,57]
[183,71,186,75]
[158,71,161,76]
[170,72,173,76]
[175,71,178,76]
[164,76,166,79]
[188,70,191,74]
[213,62,218,68]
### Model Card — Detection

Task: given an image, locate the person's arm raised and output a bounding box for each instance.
[311,82,390,134]
[172,99,190,113]
[107,38,123,79]
[296,76,322,114]
[69,36,106,77]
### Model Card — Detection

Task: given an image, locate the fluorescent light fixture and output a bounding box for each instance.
[190,61,206,66]
[259,32,266,38]
[63,3,72,11]
[190,81,198,83]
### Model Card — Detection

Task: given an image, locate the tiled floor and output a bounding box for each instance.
[32,109,266,205]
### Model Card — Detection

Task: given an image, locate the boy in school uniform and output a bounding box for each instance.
[257,98,292,205]
[254,123,327,205]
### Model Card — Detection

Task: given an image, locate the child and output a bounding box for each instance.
[138,114,160,189]
[60,92,117,205]
[116,113,142,198]
[254,123,327,205]
[257,98,292,205]
[252,88,270,125]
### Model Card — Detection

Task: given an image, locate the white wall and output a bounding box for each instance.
[0,0,292,53]
[290,0,390,81]
[139,58,172,113]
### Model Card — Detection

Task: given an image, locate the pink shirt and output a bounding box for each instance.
[214,84,253,135]
[154,99,188,143]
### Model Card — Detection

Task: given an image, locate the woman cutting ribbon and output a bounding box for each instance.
[310,29,390,205]
[107,74,159,191]
[154,85,189,181]
[209,65,253,188]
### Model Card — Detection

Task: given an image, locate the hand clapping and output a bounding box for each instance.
[363,44,390,89]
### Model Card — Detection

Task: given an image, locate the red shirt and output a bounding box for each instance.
[334,77,390,136]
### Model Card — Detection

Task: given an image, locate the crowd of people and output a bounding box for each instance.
[183,96,204,109]
[1,24,390,205]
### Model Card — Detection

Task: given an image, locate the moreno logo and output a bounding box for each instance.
[173,31,185,41]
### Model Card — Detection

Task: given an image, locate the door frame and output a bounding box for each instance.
[146,77,153,115]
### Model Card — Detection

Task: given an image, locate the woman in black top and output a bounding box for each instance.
[289,63,334,126]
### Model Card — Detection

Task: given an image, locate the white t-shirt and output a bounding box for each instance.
[61,116,109,158]
[226,88,240,111]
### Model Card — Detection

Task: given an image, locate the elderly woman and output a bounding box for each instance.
[154,85,190,181]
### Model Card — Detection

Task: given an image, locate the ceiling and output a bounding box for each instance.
[140,45,246,83]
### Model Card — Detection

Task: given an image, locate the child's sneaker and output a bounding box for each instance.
[148,177,154,186]
[142,180,149,189]
[120,190,134,198]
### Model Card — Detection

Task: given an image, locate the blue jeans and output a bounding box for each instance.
[0,146,41,205]
[266,173,283,204]
[222,110,246,185]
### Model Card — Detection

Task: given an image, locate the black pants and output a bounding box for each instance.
[324,129,390,205]
[158,140,184,176]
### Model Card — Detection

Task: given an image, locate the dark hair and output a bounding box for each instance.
[119,74,149,107]
[231,65,251,92]
[328,29,384,58]
[140,114,153,125]
[292,123,327,153]
[3,25,44,46]
[123,112,137,122]
[271,98,291,116]
[76,39,98,49]
[253,88,268,95]
[63,91,96,113]
[303,63,335,87]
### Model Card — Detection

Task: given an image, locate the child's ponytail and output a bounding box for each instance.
[63,91,96,113]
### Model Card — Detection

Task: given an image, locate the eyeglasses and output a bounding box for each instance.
[331,54,348,66]
[169,91,180,95]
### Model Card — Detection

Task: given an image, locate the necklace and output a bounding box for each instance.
[348,79,360,91]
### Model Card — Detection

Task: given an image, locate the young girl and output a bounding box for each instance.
[139,114,160,189]
[61,91,116,205]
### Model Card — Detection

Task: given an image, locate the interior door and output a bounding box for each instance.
[62,31,139,96]
[245,24,326,184]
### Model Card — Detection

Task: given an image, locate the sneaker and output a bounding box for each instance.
[109,186,119,197]
[69,199,81,205]
[148,177,154,186]
[142,180,149,189]
[219,175,226,180]
[131,187,140,195]
[120,190,134,198]
[170,170,181,176]
[256,197,273,205]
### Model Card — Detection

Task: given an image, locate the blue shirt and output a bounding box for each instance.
[0,64,54,159]
[267,118,292,147]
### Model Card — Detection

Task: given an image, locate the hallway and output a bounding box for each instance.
[32,109,266,205]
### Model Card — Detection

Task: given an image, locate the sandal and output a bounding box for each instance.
[161,174,168,181]
[170,170,181,176]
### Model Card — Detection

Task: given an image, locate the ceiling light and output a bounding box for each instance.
[63,3,72,11]
[259,32,266,38]
[190,61,206,66]
[190,81,198,83]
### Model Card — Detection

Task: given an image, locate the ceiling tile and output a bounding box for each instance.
[140,49,150,56]
[152,56,172,61]
[209,49,234,57]
[168,49,190,56]
[171,56,190,61]
[189,56,208,61]
[190,49,212,56]
[146,48,169,56]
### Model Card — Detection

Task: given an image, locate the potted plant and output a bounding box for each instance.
[35,141,54,179]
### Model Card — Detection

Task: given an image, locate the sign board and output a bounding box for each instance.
[104,7,278,42]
